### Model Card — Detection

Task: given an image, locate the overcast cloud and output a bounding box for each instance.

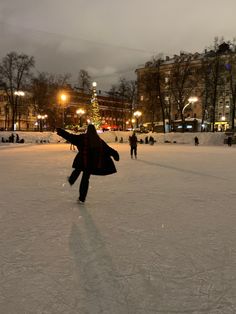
[0,0,236,90]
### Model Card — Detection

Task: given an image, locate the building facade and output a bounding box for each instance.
[0,90,37,131]
[65,89,132,130]
[0,88,132,131]
[136,43,235,132]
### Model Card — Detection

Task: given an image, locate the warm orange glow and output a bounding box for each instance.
[76,109,85,115]
[60,94,67,102]
[133,110,142,118]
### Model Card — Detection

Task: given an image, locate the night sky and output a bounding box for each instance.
[0,0,235,89]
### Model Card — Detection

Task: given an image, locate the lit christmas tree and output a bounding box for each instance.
[90,81,101,129]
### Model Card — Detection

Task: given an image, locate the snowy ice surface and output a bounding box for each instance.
[1,137,236,313]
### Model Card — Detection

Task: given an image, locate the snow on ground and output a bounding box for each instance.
[0,130,228,146]
[1,140,236,313]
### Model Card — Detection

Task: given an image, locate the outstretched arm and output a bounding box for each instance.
[57,128,81,146]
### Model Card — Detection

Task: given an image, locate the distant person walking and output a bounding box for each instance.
[194,136,199,146]
[227,136,232,147]
[129,132,138,159]
[57,125,119,203]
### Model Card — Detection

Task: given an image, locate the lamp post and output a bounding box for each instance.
[182,97,198,115]
[14,90,25,130]
[60,93,67,127]
[131,119,135,130]
[37,114,48,132]
[133,111,142,128]
[76,109,85,127]
[181,97,198,132]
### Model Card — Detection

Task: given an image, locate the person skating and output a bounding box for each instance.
[57,124,119,203]
[129,132,138,159]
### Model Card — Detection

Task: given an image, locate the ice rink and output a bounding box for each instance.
[1,142,236,313]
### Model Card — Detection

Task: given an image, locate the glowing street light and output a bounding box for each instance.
[37,114,48,132]
[14,91,25,97]
[182,97,198,114]
[131,118,135,129]
[76,108,85,127]
[14,90,25,130]
[59,93,68,127]
[60,94,67,102]
[133,111,142,128]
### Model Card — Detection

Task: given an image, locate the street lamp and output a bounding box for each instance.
[131,118,135,130]
[182,97,198,115]
[181,97,198,132]
[37,114,48,132]
[14,91,25,97]
[133,111,142,128]
[76,108,85,127]
[60,93,67,127]
[14,90,25,130]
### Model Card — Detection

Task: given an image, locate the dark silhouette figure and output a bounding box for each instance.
[16,133,20,143]
[129,132,138,159]
[227,136,232,147]
[194,136,199,146]
[149,136,155,145]
[9,133,15,143]
[57,125,119,203]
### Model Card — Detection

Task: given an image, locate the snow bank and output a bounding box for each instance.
[0,130,227,146]
[0,131,62,145]
[101,131,226,146]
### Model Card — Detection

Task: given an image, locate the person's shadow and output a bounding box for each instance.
[69,207,128,313]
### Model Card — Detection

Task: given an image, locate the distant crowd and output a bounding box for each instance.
[1,133,25,144]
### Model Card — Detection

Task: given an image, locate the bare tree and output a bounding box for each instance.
[117,78,129,130]
[201,39,231,131]
[203,54,221,132]
[0,51,34,130]
[31,72,71,130]
[126,80,137,115]
[107,85,119,98]
[151,58,171,133]
[78,70,91,92]
[225,50,236,130]
[141,69,159,130]
[169,53,200,132]
[31,72,53,112]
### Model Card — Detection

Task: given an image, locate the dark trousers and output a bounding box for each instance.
[130,146,137,158]
[68,169,90,202]
[79,171,90,202]
[68,169,81,185]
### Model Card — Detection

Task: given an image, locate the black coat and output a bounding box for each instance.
[57,128,119,176]
[129,134,138,147]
